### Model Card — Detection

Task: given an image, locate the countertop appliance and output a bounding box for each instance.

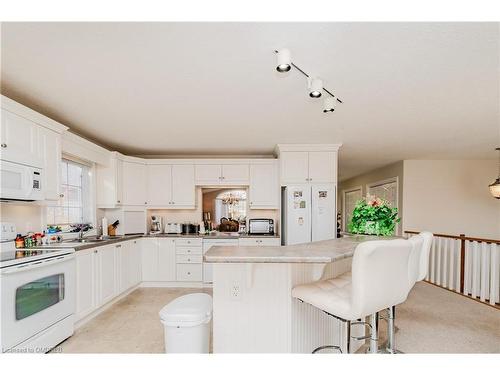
[150,216,163,234]
[0,238,76,353]
[0,160,44,201]
[166,222,182,234]
[282,184,336,245]
[182,223,200,235]
[248,218,275,235]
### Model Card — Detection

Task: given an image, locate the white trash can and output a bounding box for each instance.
[159,293,212,353]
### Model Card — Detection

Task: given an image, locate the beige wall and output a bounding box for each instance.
[402,160,500,239]
[339,161,404,233]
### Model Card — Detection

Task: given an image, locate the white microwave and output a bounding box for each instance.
[0,160,44,201]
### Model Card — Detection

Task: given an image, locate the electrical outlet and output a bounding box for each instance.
[230,284,241,300]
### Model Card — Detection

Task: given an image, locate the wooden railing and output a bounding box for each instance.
[405,231,500,307]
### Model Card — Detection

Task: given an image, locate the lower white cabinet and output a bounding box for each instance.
[97,244,117,306]
[158,238,176,281]
[141,238,177,281]
[75,248,97,321]
[176,264,203,282]
[75,239,141,322]
[238,238,281,247]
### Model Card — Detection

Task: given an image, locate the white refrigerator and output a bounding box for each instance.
[282,184,336,245]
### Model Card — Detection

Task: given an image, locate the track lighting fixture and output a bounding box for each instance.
[308,78,323,98]
[276,48,292,73]
[273,49,343,113]
[323,97,336,113]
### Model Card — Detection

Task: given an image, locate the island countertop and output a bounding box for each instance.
[204,235,389,263]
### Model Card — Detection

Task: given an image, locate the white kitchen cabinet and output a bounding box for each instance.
[39,127,62,201]
[308,152,336,183]
[238,237,281,247]
[249,162,279,209]
[141,238,159,281]
[0,109,42,168]
[195,164,222,185]
[147,164,172,206]
[279,152,309,184]
[117,242,130,294]
[75,248,97,321]
[195,163,249,185]
[129,239,142,286]
[170,165,195,207]
[221,164,249,184]
[96,244,117,306]
[96,155,123,208]
[147,164,195,208]
[158,238,176,281]
[122,160,147,206]
[278,146,339,185]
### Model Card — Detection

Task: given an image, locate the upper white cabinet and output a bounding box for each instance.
[147,163,195,208]
[195,163,249,185]
[170,165,195,207]
[96,154,123,208]
[249,162,279,209]
[122,160,147,206]
[0,109,42,168]
[195,164,221,185]
[147,164,172,206]
[307,152,337,183]
[276,144,341,185]
[39,127,62,201]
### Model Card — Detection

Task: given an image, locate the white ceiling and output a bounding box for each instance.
[1,22,499,180]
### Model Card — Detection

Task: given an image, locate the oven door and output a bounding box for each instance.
[0,254,75,352]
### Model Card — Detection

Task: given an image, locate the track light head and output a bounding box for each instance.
[276,48,292,73]
[323,96,336,113]
[308,77,323,98]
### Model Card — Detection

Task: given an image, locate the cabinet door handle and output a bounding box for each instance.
[187,258,191,262]
[1,143,6,148]
[172,201,175,204]
[145,202,147,205]
[117,200,121,203]
[59,193,64,198]
[116,244,121,248]
[187,272,191,275]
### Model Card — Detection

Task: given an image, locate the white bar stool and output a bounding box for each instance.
[292,239,413,354]
[384,231,433,353]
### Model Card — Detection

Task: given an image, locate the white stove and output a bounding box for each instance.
[0,223,76,353]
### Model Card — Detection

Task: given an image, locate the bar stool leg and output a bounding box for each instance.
[368,312,379,354]
[386,306,403,354]
[345,320,351,354]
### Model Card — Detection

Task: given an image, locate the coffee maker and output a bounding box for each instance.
[150,216,163,234]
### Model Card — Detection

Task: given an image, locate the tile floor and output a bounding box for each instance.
[52,283,500,353]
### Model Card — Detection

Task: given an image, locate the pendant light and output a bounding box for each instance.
[323,96,336,113]
[489,147,500,199]
[308,77,323,98]
[276,48,292,73]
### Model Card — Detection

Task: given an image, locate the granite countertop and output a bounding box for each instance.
[30,232,280,251]
[204,235,392,263]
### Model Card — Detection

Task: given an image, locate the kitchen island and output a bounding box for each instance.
[204,236,379,353]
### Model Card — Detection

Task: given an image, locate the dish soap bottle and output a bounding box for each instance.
[15,234,24,249]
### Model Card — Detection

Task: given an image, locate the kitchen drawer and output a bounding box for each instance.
[176,264,202,282]
[239,238,281,246]
[176,254,202,264]
[175,238,202,247]
[176,246,203,255]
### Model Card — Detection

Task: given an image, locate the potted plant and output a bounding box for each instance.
[347,196,400,236]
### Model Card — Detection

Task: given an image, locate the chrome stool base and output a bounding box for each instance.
[312,345,342,354]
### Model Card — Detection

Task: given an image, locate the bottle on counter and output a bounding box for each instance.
[15,234,24,249]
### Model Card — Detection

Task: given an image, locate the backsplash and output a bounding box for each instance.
[0,203,45,234]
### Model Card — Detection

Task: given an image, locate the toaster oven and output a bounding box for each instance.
[248,219,274,235]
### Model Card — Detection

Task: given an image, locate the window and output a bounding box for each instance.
[367,178,398,210]
[342,187,362,231]
[46,159,92,226]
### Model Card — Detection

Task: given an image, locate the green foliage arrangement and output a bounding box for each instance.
[347,196,400,236]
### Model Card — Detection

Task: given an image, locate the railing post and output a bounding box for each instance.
[459,234,466,294]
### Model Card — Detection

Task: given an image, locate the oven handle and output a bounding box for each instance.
[1,254,75,275]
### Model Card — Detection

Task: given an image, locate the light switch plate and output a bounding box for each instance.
[0,222,17,242]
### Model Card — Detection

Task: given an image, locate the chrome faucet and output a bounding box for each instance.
[78,224,92,241]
